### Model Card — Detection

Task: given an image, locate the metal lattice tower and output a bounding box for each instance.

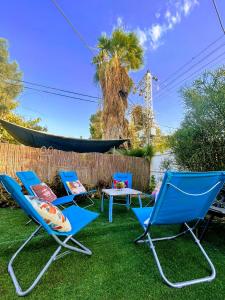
[134,70,157,144]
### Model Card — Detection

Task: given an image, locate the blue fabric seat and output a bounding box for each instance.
[58,205,98,236]
[132,171,225,288]
[132,207,153,227]
[16,170,75,207]
[0,174,99,296]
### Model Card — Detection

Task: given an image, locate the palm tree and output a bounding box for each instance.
[93,29,144,140]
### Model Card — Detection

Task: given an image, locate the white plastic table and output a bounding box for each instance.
[101,188,142,222]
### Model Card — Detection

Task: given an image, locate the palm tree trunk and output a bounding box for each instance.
[99,57,130,140]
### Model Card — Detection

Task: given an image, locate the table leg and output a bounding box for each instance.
[109,195,113,222]
[138,194,142,208]
[101,193,104,212]
[129,195,132,205]
[126,195,130,209]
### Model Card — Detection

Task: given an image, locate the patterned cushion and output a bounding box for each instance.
[66,180,86,195]
[31,183,57,202]
[26,196,71,232]
[113,179,128,189]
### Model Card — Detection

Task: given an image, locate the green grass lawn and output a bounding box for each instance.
[0,199,225,300]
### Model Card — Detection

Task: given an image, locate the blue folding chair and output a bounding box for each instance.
[101,172,133,212]
[132,171,225,288]
[101,172,152,214]
[0,174,99,297]
[113,172,133,189]
[16,170,75,207]
[58,170,96,208]
[113,172,133,206]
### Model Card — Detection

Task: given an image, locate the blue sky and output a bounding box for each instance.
[0,0,225,138]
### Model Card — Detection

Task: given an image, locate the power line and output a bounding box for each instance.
[0,73,102,100]
[155,50,225,100]
[3,80,99,104]
[128,97,136,106]
[160,52,225,98]
[156,41,225,93]
[1,74,137,108]
[154,55,225,101]
[158,35,224,88]
[22,86,99,104]
[16,79,101,100]
[50,0,96,55]
[212,0,225,35]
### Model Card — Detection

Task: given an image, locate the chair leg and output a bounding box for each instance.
[126,195,130,209]
[199,214,214,242]
[144,195,155,207]
[8,225,54,297]
[83,195,95,209]
[135,223,216,288]
[73,194,95,209]
[25,219,33,226]
[8,227,92,296]
[53,235,92,255]
[138,194,142,208]
[101,193,104,212]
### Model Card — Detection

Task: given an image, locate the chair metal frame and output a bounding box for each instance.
[134,221,216,288]
[0,174,98,297]
[9,225,92,297]
[133,171,225,288]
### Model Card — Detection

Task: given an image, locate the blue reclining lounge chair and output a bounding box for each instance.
[58,170,96,208]
[132,171,225,288]
[16,170,75,207]
[0,174,99,296]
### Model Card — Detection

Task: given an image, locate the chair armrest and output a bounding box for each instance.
[53,195,75,206]
[87,189,97,194]
[73,189,96,197]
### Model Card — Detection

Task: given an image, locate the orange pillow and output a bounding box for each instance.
[31,183,57,202]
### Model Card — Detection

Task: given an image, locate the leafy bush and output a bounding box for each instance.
[170,68,225,171]
[120,144,154,160]
[45,175,65,198]
[149,175,156,193]
[126,148,145,157]
[160,158,174,171]
[0,184,18,208]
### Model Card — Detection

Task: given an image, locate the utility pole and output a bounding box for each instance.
[145,70,154,145]
[134,70,157,145]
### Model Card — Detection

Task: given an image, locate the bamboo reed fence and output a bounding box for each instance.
[0,143,150,190]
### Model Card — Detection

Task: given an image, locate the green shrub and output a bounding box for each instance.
[0,184,18,208]
[170,68,225,171]
[149,175,156,193]
[121,144,154,160]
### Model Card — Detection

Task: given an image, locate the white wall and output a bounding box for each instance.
[150,150,177,183]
